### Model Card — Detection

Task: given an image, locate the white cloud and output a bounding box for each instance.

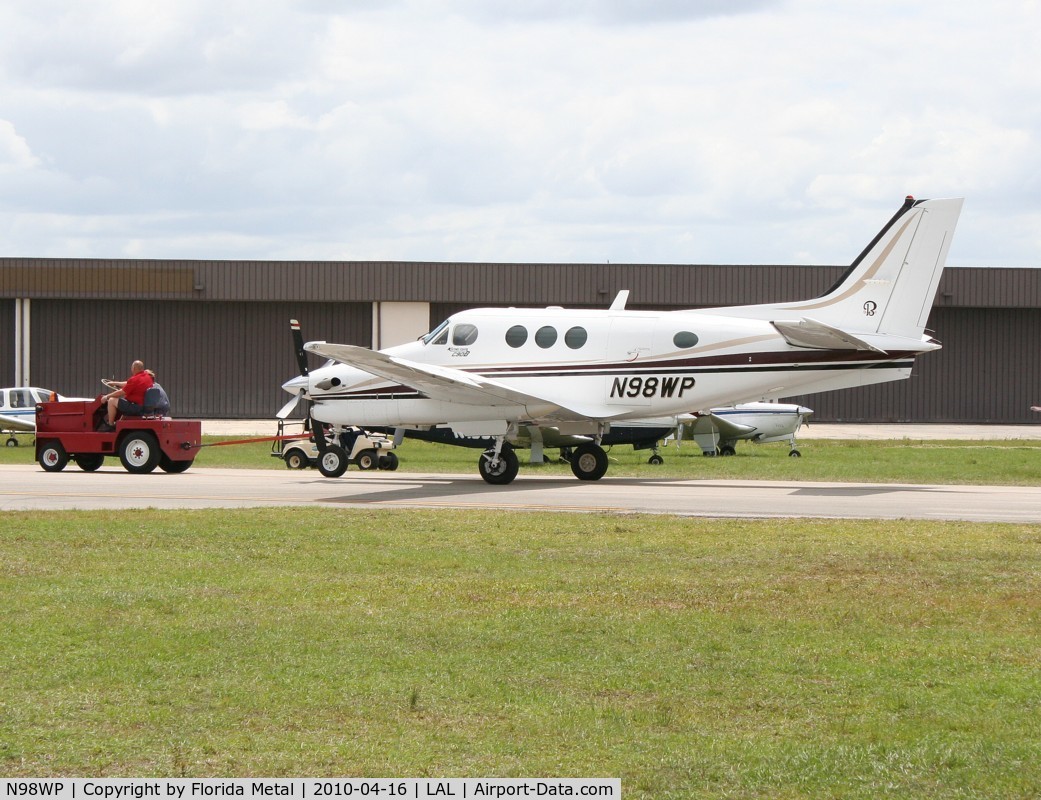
[0,0,1039,265]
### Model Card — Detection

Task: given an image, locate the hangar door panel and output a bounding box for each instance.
[29,300,371,418]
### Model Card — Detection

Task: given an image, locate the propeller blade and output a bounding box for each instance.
[276,391,303,420]
[290,319,310,376]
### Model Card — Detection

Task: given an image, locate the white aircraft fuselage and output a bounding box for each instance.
[296,307,914,433]
[282,196,964,483]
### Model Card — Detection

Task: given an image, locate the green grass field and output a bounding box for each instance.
[3,509,1041,795]
[2,437,1040,794]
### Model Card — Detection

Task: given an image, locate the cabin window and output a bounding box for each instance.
[505,325,528,348]
[423,320,450,346]
[673,331,699,348]
[535,326,558,348]
[453,323,479,346]
[565,326,587,349]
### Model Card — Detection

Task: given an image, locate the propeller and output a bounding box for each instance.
[277,319,311,420]
[291,318,310,378]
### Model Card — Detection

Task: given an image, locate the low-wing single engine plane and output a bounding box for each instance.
[1,386,88,446]
[675,402,813,457]
[280,196,963,483]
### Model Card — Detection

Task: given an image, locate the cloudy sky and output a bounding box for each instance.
[1,0,1038,267]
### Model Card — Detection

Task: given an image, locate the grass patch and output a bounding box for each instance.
[2,508,1040,797]
[6,435,1041,485]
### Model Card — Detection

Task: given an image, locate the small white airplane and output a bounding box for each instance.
[675,402,813,457]
[1,387,74,446]
[280,195,963,483]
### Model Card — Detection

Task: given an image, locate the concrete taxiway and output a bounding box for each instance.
[2,465,1040,523]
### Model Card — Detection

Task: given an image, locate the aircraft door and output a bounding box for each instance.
[606,315,657,407]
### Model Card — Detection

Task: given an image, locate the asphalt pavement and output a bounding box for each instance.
[202,420,1041,441]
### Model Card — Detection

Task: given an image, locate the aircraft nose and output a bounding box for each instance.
[282,375,308,394]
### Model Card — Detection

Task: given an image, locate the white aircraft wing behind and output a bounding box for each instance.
[305,342,614,420]
[680,413,758,439]
[0,413,35,432]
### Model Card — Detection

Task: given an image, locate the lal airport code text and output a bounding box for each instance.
[1,780,620,800]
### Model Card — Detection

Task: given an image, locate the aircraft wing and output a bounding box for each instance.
[681,413,758,439]
[305,342,611,420]
[0,413,35,433]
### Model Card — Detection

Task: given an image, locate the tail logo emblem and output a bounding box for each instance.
[863,301,877,316]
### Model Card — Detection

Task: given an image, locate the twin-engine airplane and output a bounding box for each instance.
[280,196,963,484]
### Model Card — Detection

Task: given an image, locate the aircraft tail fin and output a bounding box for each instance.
[706,197,964,342]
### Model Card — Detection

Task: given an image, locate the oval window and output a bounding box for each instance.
[505,325,528,348]
[535,326,558,348]
[453,324,479,346]
[673,331,699,348]
[564,326,587,349]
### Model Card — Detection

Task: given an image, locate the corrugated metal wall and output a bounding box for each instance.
[1,300,13,386]
[786,307,1041,423]
[26,300,370,418]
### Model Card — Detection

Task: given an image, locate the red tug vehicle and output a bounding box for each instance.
[35,397,202,474]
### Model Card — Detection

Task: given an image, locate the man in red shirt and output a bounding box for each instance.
[98,360,154,431]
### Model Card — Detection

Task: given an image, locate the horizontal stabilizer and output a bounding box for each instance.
[772,318,887,353]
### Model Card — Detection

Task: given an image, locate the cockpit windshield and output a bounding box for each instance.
[421,319,450,345]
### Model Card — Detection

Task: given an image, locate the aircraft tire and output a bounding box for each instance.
[355,448,379,470]
[570,443,608,481]
[119,431,161,474]
[39,440,69,472]
[76,453,105,472]
[317,444,349,478]
[479,446,519,485]
[789,449,802,458]
[719,445,737,456]
[6,437,18,447]
[648,454,664,465]
[378,452,399,471]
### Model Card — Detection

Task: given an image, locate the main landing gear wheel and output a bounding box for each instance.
[317,443,349,478]
[6,437,18,447]
[478,446,519,485]
[648,454,664,465]
[719,445,736,457]
[379,452,399,471]
[570,443,608,481]
[39,440,69,472]
[789,449,802,458]
[119,431,161,474]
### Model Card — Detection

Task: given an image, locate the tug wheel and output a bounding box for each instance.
[76,453,105,472]
[119,432,161,474]
[39,440,69,472]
